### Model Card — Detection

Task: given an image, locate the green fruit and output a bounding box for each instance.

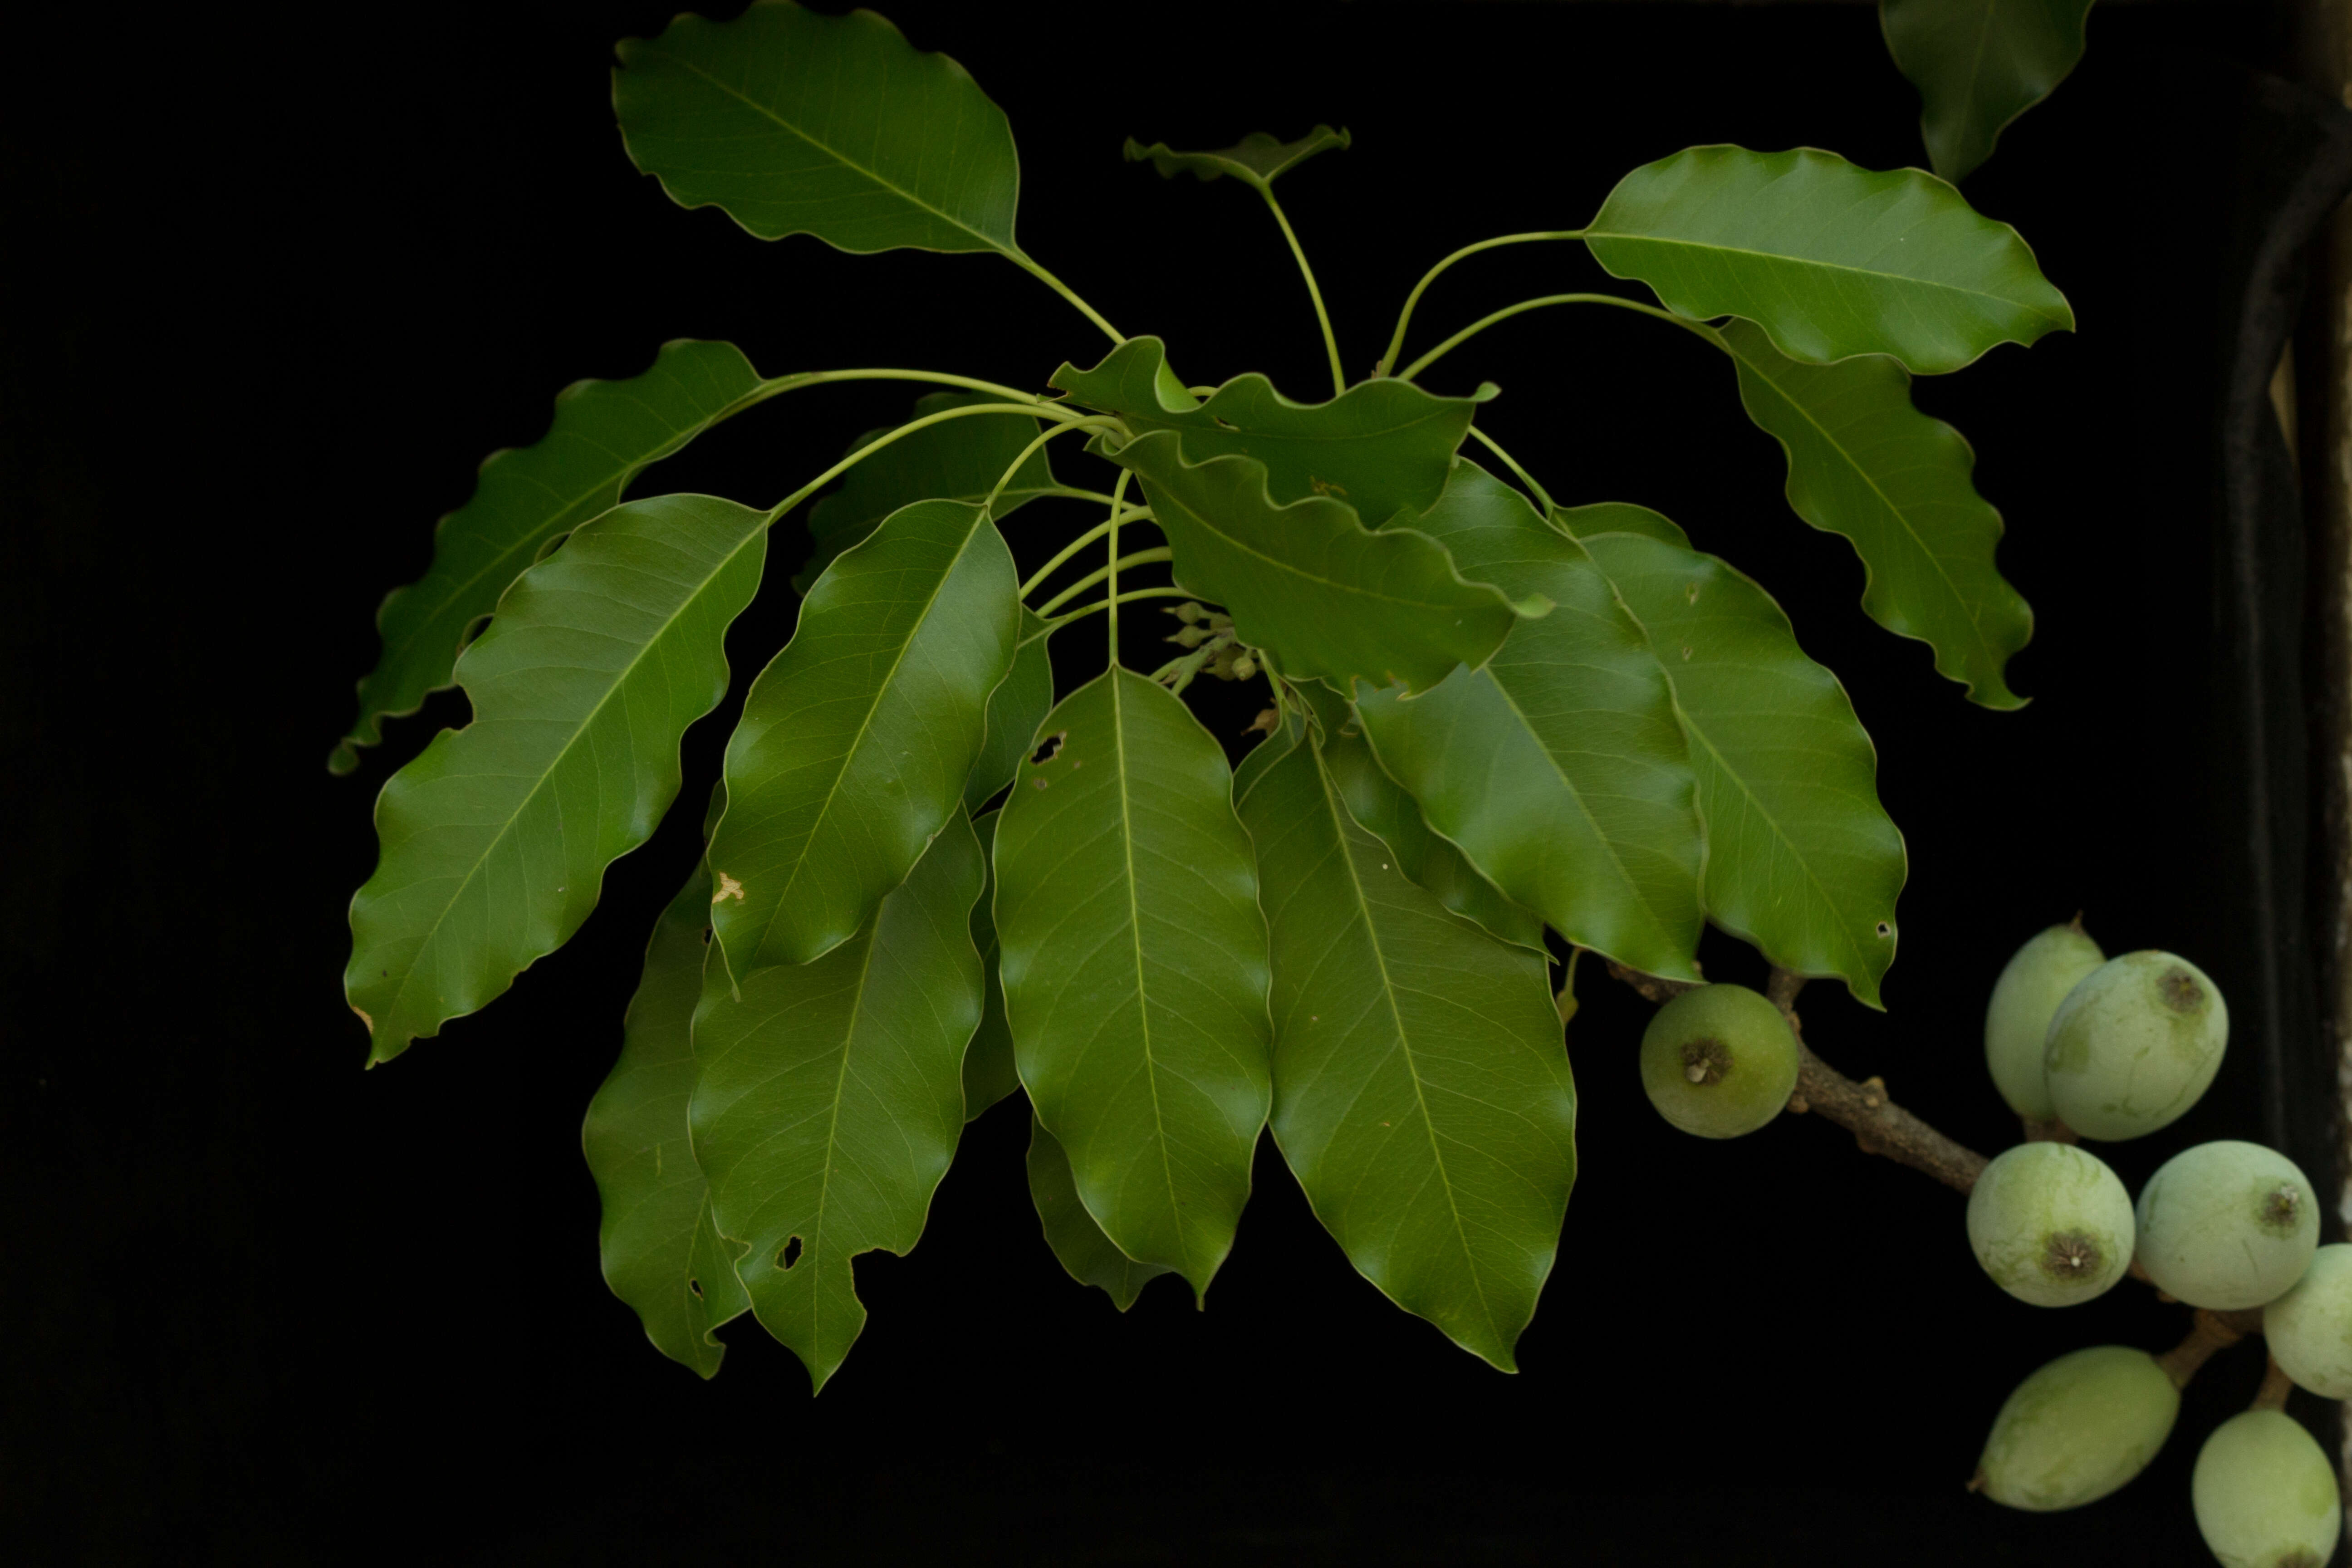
[1638,984,1799,1139]
[2135,1141,2318,1311]
[1965,1143,2133,1307]
[2192,1410,2341,1568]
[2043,950,2226,1140]
[2264,1243,2352,1398]
[1974,1345,2178,1510]
[1984,922,2104,1120]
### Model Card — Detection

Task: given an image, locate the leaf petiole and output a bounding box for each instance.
[766,406,1114,524]
[1018,505,1157,598]
[1004,247,1127,346]
[1375,230,1589,378]
[1463,426,1558,515]
[1254,186,1347,399]
[1032,548,1174,617]
[1104,469,1136,662]
[1034,586,1194,636]
[1397,292,1720,382]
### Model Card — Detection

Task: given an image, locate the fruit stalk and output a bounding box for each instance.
[2155,1309,2249,1388]
[2249,1355,2291,1411]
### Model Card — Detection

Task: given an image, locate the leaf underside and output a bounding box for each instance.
[1882,0,2096,181]
[1123,125,1352,188]
[960,808,1021,1121]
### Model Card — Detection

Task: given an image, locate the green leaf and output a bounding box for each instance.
[1116,434,1539,695]
[1351,461,1702,979]
[710,500,1019,975]
[689,808,986,1393]
[1717,318,2030,707]
[1024,1113,1173,1310]
[1882,0,2096,182]
[960,808,1020,1122]
[1295,682,1544,951]
[1123,125,1351,189]
[1052,337,1488,527]
[1234,718,1575,1370]
[1230,703,1307,803]
[614,2,1020,257]
[346,494,769,1061]
[795,392,1060,594]
[992,668,1273,1296]
[1568,505,1909,1006]
[1584,145,2073,373]
[965,609,1054,814]
[333,340,767,774]
[581,846,750,1378]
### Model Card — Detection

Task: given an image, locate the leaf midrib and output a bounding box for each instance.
[1590,230,2063,323]
[1110,672,1190,1278]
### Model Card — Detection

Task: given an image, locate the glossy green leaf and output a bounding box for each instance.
[1296,682,1543,951]
[1352,461,1702,979]
[1882,0,2096,181]
[992,668,1273,1296]
[1230,702,1307,803]
[1053,337,1487,527]
[1123,125,1351,189]
[961,808,1020,1122]
[710,500,1018,975]
[1236,723,1574,1369]
[614,2,1019,257]
[1718,318,2030,707]
[582,846,749,1378]
[689,809,985,1393]
[346,494,768,1061]
[1117,433,1539,695]
[965,609,1054,814]
[1025,1113,1173,1310]
[1585,145,2073,373]
[796,392,1060,594]
[333,340,767,773]
[1568,505,1908,1005]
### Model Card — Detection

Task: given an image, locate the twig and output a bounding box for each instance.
[1764,967,1989,1192]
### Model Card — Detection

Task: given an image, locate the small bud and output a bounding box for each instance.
[1231,653,1258,680]
[1171,602,1205,624]
[1166,625,1210,648]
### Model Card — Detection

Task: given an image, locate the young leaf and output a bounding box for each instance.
[689,808,986,1394]
[1124,125,1351,189]
[581,846,749,1378]
[346,494,768,1062]
[796,392,1060,594]
[710,500,1019,975]
[992,669,1273,1297]
[614,2,1019,257]
[960,808,1020,1122]
[1882,0,2096,182]
[964,610,1054,814]
[1025,1113,1173,1310]
[1053,337,1485,527]
[1235,720,1575,1371]
[1717,318,2030,708]
[1296,682,1544,951]
[333,339,766,773]
[1116,435,1540,695]
[1351,461,1702,980]
[1567,505,1909,1006]
[1585,146,2073,373]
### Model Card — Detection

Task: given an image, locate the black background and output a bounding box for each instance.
[3,1,2337,1562]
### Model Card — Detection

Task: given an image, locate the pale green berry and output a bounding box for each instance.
[1984,922,2104,1120]
[2193,1410,2340,1568]
[2135,1141,2318,1310]
[2043,950,2227,1140]
[2264,1244,2352,1397]
[1974,1345,2178,1510]
[1638,984,1798,1139]
[1965,1143,2133,1307]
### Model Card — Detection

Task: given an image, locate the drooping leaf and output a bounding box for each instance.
[333,340,768,773]
[710,500,1019,975]
[581,844,749,1378]
[1717,318,2030,707]
[1115,434,1540,695]
[961,808,1020,1122]
[1295,682,1543,951]
[795,392,1061,594]
[992,668,1273,1296]
[614,2,1020,257]
[1230,701,1307,803]
[347,494,768,1061]
[1567,505,1909,1005]
[1052,337,1487,527]
[964,609,1054,815]
[1351,461,1702,980]
[1024,1113,1173,1310]
[1584,145,2073,373]
[1882,0,2096,182]
[1123,125,1352,189]
[689,809,986,1393]
[1236,721,1575,1369]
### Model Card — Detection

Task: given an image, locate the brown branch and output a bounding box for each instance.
[1789,1045,1991,1192]
[1604,959,1699,1004]
[2158,1309,2250,1388]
